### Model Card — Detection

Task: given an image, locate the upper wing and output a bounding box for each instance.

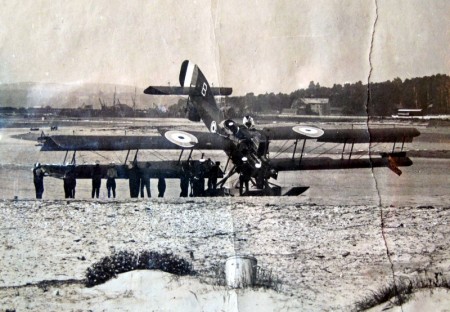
[40,135,180,151]
[40,132,232,151]
[259,126,420,143]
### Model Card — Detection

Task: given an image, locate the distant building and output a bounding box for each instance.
[288,98,330,115]
[397,108,423,116]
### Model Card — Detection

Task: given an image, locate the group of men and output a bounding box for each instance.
[179,158,221,197]
[91,162,119,199]
[33,162,77,199]
[127,162,166,198]
[32,158,230,199]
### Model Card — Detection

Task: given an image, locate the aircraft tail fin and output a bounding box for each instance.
[179,60,225,133]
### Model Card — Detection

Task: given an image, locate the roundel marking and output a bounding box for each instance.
[164,130,198,148]
[210,121,217,133]
[292,125,324,138]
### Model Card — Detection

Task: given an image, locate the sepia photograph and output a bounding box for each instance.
[0,1,449,311]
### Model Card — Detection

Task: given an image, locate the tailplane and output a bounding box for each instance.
[179,60,224,133]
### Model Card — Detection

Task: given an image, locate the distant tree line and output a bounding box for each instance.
[1,74,448,118]
[223,74,450,117]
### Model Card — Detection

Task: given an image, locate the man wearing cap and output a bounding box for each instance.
[91,161,102,199]
[190,159,205,197]
[106,163,118,198]
[63,165,76,198]
[128,161,140,198]
[140,162,152,198]
[239,157,252,196]
[33,162,45,199]
[208,161,220,191]
[179,162,190,197]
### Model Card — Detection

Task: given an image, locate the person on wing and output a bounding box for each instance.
[140,162,151,198]
[157,177,166,198]
[243,115,254,129]
[63,165,76,198]
[106,163,118,198]
[239,157,252,196]
[91,162,102,199]
[32,162,45,199]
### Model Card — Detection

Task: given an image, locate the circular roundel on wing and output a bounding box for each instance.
[292,125,324,138]
[210,121,217,133]
[164,130,198,148]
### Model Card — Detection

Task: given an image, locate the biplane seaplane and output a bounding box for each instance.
[37,60,420,196]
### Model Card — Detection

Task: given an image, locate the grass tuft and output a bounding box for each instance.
[85,250,194,287]
[354,273,450,311]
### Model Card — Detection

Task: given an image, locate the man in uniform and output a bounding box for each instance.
[157,177,166,198]
[179,162,190,197]
[106,163,118,198]
[32,162,45,199]
[63,165,76,198]
[128,161,140,198]
[91,162,102,199]
[140,162,151,198]
[239,157,252,196]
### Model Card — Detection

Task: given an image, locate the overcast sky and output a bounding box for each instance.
[1,0,449,95]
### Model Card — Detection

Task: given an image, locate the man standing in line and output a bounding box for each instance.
[157,177,166,198]
[128,162,140,198]
[91,161,102,199]
[32,162,45,199]
[239,157,252,196]
[140,162,151,198]
[63,165,76,198]
[179,162,190,197]
[106,163,118,198]
[208,161,220,191]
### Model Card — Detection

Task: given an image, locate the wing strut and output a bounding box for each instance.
[224,156,231,172]
[178,149,185,163]
[71,151,76,165]
[292,139,298,160]
[63,150,69,164]
[348,140,355,159]
[133,149,139,164]
[177,148,195,164]
[124,149,131,164]
[341,139,347,159]
[62,150,76,165]
[217,164,237,189]
[299,139,307,165]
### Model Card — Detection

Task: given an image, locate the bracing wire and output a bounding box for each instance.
[272,141,296,158]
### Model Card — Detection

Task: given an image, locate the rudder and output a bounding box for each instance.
[179,60,224,133]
